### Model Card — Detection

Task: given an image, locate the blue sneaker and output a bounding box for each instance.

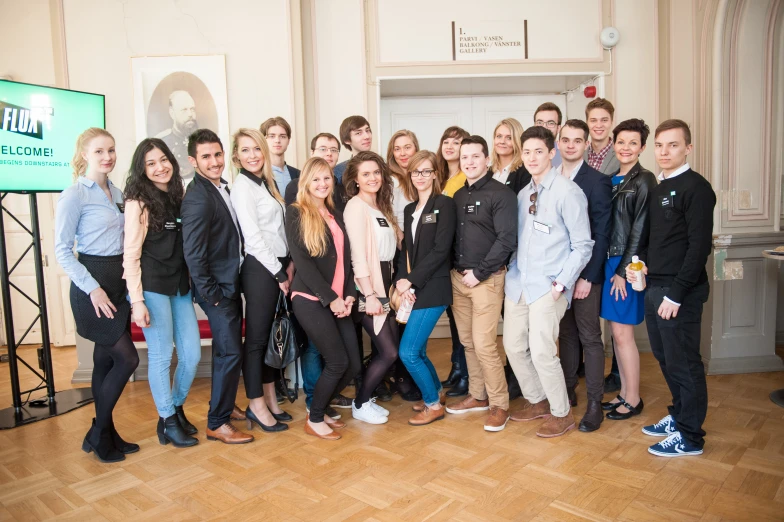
[642,415,677,437]
[648,432,703,457]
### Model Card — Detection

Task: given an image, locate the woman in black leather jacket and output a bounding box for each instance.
[599,119,657,421]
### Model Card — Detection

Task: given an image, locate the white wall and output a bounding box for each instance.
[0,0,57,86]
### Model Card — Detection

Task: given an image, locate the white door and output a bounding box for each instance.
[39,193,76,346]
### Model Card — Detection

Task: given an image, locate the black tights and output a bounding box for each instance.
[92,333,139,431]
[355,314,399,406]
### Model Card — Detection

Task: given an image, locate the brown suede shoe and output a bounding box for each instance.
[446,395,490,414]
[413,390,447,412]
[206,423,254,444]
[409,406,446,426]
[536,412,576,438]
[230,404,246,421]
[483,406,510,432]
[510,398,550,422]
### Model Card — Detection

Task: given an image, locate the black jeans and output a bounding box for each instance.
[293,296,361,422]
[445,306,468,370]
[241,255,283,399]
[559,283,604,402]
[200,297,244,430]
[645,283,710,448]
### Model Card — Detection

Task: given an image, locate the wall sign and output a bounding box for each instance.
[451,21,528,61]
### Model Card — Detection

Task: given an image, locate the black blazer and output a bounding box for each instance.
[572,162,613,284]
[285,205,356,307]
[491,164,532,195]
[396,194,456,310]
[181,173,242,305]
[284,171,349,212]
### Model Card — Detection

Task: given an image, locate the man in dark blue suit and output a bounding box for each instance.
[555,120,612,433]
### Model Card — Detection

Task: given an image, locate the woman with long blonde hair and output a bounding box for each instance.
[229,128,290,434]
[386,129,420,233]
[55,128,139,463]
[286,157,359,440]
[490,118,531,193]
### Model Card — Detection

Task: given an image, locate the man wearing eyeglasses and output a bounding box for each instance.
[533,102,563,168]
[446,135,517,432]
[284,132,348,211]
[504,126,594,438]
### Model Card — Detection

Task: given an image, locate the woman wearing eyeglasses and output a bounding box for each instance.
[395,151,456,425]
[490,118,531,194]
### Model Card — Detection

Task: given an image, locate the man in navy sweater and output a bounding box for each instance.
[627,119,716,457]
[555,120,612,432]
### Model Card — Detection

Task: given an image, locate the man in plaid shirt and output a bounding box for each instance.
[584,98,620,176]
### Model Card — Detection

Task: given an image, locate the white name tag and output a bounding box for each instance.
[533,220,550,234]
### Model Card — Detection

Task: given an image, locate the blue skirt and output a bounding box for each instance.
[599,256,645,325]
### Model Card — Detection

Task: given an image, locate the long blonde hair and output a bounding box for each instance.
[385,129,419,202]
[231,128,283,203]
[490,118,524,173]
[293,157,334,257]
[72,127,114,181]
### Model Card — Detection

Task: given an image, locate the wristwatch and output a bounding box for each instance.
[552,282,565,293]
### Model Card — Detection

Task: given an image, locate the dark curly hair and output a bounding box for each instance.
[342,151,398,234]
[124,138,185,232]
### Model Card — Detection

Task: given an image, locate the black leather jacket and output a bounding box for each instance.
[608,162,657,278]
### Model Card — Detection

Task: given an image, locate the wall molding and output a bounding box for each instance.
[705,354,784,374]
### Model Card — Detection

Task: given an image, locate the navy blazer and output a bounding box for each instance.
[181,173,243,305]
[572,162,612,284]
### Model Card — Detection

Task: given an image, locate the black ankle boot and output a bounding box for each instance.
[82,425,125,463]
[567,386,578,407]
[441,363,461,387]
[579,400,604,432]
[109,420,139,454]
[175,405,197,435]
[157,415,199,447]
[446,375,468,397]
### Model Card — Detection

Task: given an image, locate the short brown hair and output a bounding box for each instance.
[534,102,562,125]
[310,132,340,151]
[655,119,692,146]
[585,97,615,120]
[260,117,291,137]
[561,119,590,140]
[521,126,555,151]
[404,150,442,198]
[339,115,370,151]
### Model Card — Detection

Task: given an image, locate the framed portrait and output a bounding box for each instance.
[131,55,230,184]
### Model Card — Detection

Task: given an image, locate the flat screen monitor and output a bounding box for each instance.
[0,80,106,193]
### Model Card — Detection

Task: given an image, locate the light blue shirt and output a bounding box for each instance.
[272,164,292,194]
[505,167,594,306]
[54,176,125,294]
[552,144,562,168]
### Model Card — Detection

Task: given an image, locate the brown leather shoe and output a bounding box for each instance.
[230,404,246,421]
[413,390,447,412]
[483,406,510,432]
[536,412,576,438]
[409,406,445,426]
[206,423,254,444]
[324,416,347,429]
[304,422,341,440]
[510,398,550,422]
[445,395,490,414]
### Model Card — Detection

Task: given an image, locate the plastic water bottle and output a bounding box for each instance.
[396,289,415,324]
[628,255,646,292]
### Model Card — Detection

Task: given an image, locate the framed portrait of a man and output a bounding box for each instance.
[131,55,230,184]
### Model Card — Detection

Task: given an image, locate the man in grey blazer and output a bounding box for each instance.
[584,98,620,175]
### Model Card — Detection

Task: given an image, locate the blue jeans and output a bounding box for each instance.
[142,290,201,418]
[301,340,323,409]
[398,305,446,406]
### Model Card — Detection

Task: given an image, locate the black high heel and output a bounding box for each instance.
[606,398,644,420]
[602,395,624,411]
[246,407,288,433]
[271,410,293,422]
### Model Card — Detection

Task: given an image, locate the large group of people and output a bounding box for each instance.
[55,98,716,463]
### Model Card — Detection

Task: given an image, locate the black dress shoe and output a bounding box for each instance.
[567,387,577,407]
[400,388,422,402]
[174,405,197,435]
[157,415,198,448]
[441,363,461,387]
[109,420,140,454]
[271,410,293,422]
[603,373,621,393]
[246,407,288,433]
[602,395,624,411]
[373,381,393,402]
[606,398,644,420]
[446,376,468,397]
[578,400,603,432]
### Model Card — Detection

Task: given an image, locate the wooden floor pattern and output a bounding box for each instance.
[0,341,783,521]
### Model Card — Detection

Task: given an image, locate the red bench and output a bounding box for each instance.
[130,320,246,343]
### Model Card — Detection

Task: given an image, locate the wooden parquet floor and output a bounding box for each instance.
[0,341,783,521]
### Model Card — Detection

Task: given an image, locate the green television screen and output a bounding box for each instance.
[0,80,105,193]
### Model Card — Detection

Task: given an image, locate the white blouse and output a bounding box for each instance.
[366,205,397,262]
[391,176,412,230]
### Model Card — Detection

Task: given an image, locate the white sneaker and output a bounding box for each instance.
[352,400,389,424]
[367,397,389,417]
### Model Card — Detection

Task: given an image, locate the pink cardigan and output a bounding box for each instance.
[343,197,389,335]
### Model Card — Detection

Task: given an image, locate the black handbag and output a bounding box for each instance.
[265,292,299,403]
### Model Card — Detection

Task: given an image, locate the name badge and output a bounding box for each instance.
[376,217,390,227]
[164,221,178,231]
[116,203,125,213]
[466,201,480,214]
[533,220,550,234]
[659,195,672,207]
[422,213,437,224]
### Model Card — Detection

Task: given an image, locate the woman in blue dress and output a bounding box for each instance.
[599,119,657,420]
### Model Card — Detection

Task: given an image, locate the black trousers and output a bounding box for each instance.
[241,255,283,399]
[559,283,604,402]
[293,297,361,423]
[645,283,710,448]
[200,297,244,430]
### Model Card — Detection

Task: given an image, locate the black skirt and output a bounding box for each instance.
[69,253,131,345]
